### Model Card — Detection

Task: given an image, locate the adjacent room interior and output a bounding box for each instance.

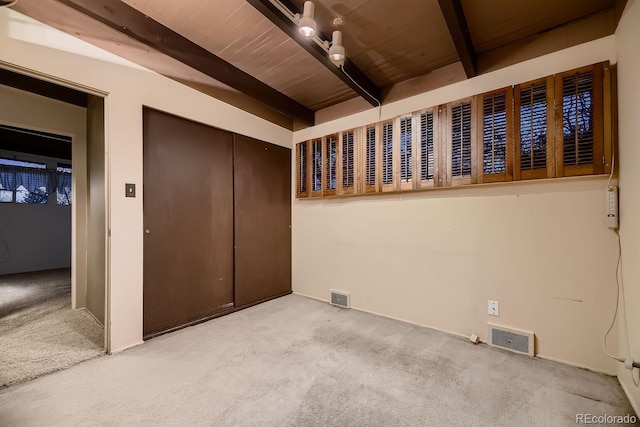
[0,0,639,424]
[0,77,106,387]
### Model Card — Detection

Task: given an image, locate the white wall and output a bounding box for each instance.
[0,199,71,275]
[0,8,291,352]
[293,38,620,374]
[615,0,640,414]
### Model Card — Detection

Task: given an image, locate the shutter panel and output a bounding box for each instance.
[520,83,547,171]
[517,80,552,180]
[450,101,472,181]
[479,89,513,183]
[482,92,507,174]
[311,138,322,195]
[400,117,412,183]
[324,135,337,195]
[296,142,308,197]
[563,71,594,167]
[556,63,604,177]
[420,111,435,182]
[365,126,376,191]
[342,130,355,194]
[563,70,594,174]
[382,122,393,186]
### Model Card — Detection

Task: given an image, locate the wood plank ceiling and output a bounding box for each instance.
[6,0,622,128]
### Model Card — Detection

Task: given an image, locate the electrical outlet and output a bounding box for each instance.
[488,300,499,316]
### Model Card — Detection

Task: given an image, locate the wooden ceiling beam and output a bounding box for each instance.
[246,0,381,108]
[55,0,315,125]
[437,0,477,78]
[0,68,88,108]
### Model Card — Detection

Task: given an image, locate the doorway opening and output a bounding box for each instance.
[0,72,108,388]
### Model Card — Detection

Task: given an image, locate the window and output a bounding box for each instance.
[56,164,72,206]
[450,100,473,183]
[400,117,412,183]
[365,126,376,190]
[480,90,512,183]
[382,122,393,186]
[296,61,611,199]
[482,92,508,174]
[296,142,308,197]
[563,71,593,166]
[556,63,604,177]
[420,111,435,183]
[516,79,551,179]
[324,135,337,195]
[341,131,355,194]
[311,139,322,193]
[0,158,49,204]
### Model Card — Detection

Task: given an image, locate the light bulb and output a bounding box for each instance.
[298,1,316,37]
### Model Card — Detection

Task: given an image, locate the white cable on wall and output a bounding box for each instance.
[602,143,640,381]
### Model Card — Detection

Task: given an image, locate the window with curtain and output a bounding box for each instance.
[0,159,72,205]
[0,159,51,204]
[56,164,72,205]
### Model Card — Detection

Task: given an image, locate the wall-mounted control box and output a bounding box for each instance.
[606,186,618,229]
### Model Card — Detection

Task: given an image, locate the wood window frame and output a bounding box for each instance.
[446,97,477,187]
[295,141,310,198]
[337,129,357,196]
[477,87,514,184]
[416,107,440,190]
[396,114,416,191]
[381,120,395,193]
[295,61,613,200]
[514,76,555,181]
[310,138,323,197]
[554,62,606,178]
[358,124,379,194]
[323,134,338,197]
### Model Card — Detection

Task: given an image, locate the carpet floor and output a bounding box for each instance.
[0,269,104,388]
[0,294,636,426]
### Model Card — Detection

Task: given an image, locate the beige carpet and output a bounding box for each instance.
[0,295,636,427]
[0,269,104,388]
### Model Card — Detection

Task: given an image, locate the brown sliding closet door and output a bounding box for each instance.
[143,108,234,337]
[234,135,292,307]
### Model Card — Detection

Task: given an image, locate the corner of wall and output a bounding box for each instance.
[614,0,640,415]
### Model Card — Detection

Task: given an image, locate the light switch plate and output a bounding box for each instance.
[125,183,136,198]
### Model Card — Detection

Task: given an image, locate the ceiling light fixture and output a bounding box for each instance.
[329,31,345,66]
[297,1,316,37]
[0,0,18,6]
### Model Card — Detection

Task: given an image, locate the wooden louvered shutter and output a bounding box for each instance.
[296,141,309,197]
[323,135,337,196]
[339,130,355,195]
[381,121,394,191]
[310,138,323,196]
[419,109,437,188]
[515,77,555,180]
[399,115,413,183]
[555,63,604,177]
[478,89,513,183]
[363,125,377,193]
[448,99,475,186]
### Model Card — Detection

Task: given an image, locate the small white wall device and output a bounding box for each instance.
[606,186,619,229]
